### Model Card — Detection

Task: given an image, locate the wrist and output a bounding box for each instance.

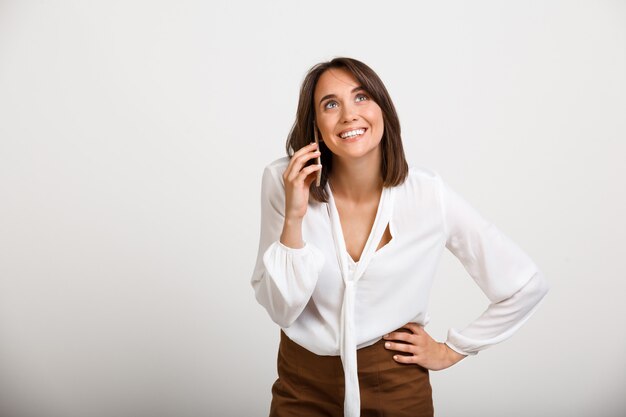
[281,217,304,249]
[443,343,467,364]
[284,216,303,225]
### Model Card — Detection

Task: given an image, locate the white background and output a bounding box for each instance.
[1,1,624,416]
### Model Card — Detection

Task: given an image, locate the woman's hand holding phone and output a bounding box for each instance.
[280,143,322,249]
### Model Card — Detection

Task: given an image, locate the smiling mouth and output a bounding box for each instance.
[338,128,367,139]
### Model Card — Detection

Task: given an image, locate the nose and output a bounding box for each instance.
[340,101,358,123]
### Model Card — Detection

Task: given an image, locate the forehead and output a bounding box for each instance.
[314,68,359,98]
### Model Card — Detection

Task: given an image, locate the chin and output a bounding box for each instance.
[338,144,382,160]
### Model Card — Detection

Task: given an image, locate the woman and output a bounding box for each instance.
[250,57,549,417]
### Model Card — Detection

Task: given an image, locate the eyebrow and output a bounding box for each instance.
[318,86,365,107]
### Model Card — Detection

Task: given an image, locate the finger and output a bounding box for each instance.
[297,162,322,178]
[300,164,322,185]
[284,143,318,179]
[295,150,321,170]
[403,322,423,334]
[287,151,322,182]
[300,141,319,152]
[383,332,413,343]
[384,341,416,354]
[392,354,417,365]
[290,142,319,167]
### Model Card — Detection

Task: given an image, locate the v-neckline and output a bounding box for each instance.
[327,182,385,264]
[325,181,394,281]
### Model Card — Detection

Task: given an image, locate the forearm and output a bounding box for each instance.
[445,270,550,355]
[443,343,467,366]
[280,217,304,249]
[253,240,325,327]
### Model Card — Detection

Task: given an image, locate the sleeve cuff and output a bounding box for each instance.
[444,339,475,357]
[277,240,309,254]
[273,240,326,273]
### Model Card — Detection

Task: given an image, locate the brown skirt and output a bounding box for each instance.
[269,330,434,417]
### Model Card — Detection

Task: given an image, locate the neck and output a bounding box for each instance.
[329,153,383,203]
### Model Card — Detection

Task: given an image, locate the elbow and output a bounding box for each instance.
[265,299,303,328]
[270,312,297,329]
[534,270,550,300]
[253,279,307,329]
[491,268,550,307]
[515,269,550,311]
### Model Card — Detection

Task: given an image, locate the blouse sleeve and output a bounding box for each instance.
[250,165,326,328]
[436,174,550,356]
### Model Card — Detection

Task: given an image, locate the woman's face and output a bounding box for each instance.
[313,68,384,162]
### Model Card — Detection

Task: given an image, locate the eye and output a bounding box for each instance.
[324,100,338,109]
[356,94,369,102]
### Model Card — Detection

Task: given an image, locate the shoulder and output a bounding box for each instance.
[405,164,443,189]
[408,165,440,180]
[263,156,290,180]
[390,165,445,217]
[264,156,290,173]
[391,164,444,205]
[261,156,290,194]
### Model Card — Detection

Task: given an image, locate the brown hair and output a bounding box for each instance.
[285,57,409,204]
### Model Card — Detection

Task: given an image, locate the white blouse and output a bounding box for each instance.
[250,156,550,417]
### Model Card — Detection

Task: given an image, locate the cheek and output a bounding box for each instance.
[370,113,384,134]
[318,118,337,139]
[365,106,384,127]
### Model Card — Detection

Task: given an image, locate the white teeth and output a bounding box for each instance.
[340,129,365,139]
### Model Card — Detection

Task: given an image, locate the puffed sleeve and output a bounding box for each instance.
[436,174,550,356]
[250,164,326,328]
